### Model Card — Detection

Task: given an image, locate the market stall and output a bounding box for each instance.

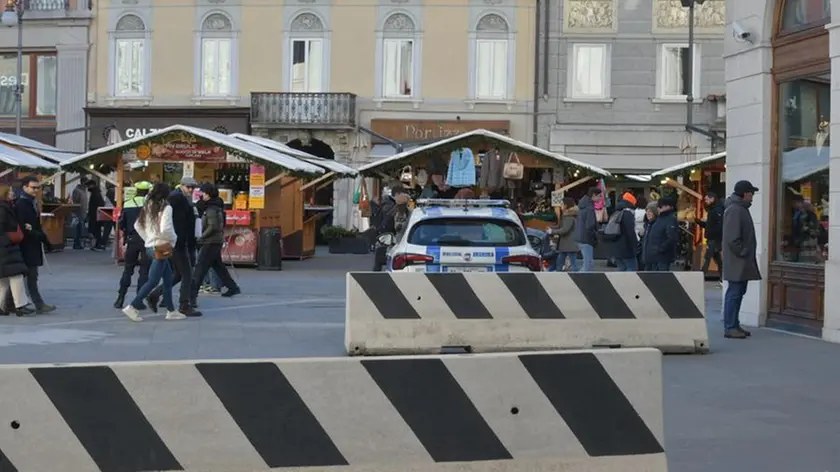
[650,151,727,274]
[356,129,611,231]
[0,132,80,249]
[59,125,356,264]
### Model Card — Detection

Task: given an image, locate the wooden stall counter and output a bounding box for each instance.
[41,203,78,250]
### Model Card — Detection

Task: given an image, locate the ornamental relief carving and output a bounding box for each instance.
[654,0,725,30]
[564,0,616,32]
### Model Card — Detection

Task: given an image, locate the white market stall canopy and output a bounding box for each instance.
[0,132,75,165]
[230,133,357,176]
[356,129,612,177]
[60,125,326,176]
[781,146,828,183]
[649,151,727,178]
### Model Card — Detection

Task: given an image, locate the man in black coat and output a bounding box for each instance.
[14,176,55,313]
[696,191,724,275]
[87,180,107,251]
[114,181,152,309]
[641,196,679,271]
[605,193,639,271]
[147,177,201,317]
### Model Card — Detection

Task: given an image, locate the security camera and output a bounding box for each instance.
[732,21,753,43]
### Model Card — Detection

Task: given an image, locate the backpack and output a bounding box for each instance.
[602,209,626,241]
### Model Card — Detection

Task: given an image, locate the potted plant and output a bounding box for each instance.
[321,225,370,254]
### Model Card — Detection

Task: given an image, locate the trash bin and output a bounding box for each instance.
[257,227,283,271]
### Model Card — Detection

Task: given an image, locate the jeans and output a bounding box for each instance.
[150,247,192,308]
[191,243,238,302]
[131,249,175,311]
[557,251,579,271]
[577,243,595,271]
[615,257,638,272]
[205,269,222,290]
[119,241,150,296]
[73,216,85,249]
[701,239,723,274]
[25,266,44,307]
[723,281,749,331]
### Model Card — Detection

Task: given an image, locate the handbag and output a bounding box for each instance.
[154,241,173,260]
[399,165,414,184]
[7,224,23,244]
[503,152,524,180]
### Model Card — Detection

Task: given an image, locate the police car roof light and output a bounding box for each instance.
[416,198,510,208]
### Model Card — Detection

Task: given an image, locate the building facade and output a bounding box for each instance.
[536,0,726,173]
[0,0,91,152]
[88,0,537,227]
[725,0,838,340]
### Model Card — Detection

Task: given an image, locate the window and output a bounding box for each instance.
[569,44,609,99]
[776,77,830,265]
[408,218,527,247]
[291,39,323,93]
[113,14,148,97]
[780,0,830,33]
[383,39,414,97]
[658,44,699,100]
[379,13,418,99]
[473,14,510,100]
[0,52,56,117]
[200,13,234,97]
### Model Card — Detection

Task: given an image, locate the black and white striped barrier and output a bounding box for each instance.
[345,271,709,355]
[0,349,666,472]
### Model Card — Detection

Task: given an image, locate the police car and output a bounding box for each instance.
[385,199,542,272]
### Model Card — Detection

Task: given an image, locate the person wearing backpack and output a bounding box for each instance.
[603,192,639,271]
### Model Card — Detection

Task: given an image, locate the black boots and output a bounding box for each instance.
[114,293,125,309]
[180,303,202,317]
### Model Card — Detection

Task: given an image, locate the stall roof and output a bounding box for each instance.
[782,146,828,182]
[356,129,612,177]
[230,134,357,176]
[0,142,59,170]
[60,125,326,175]
[0,132,76,164]
[649,151,727,178]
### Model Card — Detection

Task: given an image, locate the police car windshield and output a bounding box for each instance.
[408,218,526,247]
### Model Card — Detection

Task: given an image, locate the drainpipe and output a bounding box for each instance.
[543,0,549,98]
[532,0,541,146]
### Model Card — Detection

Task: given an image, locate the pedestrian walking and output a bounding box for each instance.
[640,202,658,269]
[548,197,579,271]
[604,192,639,271]
[147,177,201,317]
[13,176,55,314]
[0,184,33,316]
[70,178,88,250]
[696,191,724,276]
[86,180,107,251]
[122,182,185,322]
[642,196,679,271]
[722,180,762,339]
[574,186,602,271]
[113,181,152,309]
[194,195,222,294]
[190,183,240,306]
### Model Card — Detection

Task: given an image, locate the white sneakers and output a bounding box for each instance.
[122,305,187,322]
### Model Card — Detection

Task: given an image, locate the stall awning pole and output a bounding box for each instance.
[300,172,336,192]
[663,177,702,199]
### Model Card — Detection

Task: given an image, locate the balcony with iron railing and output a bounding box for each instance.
[250,93,356,129]
[22,0,91,18]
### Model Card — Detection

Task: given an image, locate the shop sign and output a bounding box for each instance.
[125,128,162,139]
[226,210,251,226]
[134,141,227,162]
[182,162,195,178]
[370,119,510,141]
[224,227,257,263]
[249,164,265,209]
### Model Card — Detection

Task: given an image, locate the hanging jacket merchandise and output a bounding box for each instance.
[447,148,476,187]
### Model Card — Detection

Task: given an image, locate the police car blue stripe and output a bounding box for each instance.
[493,264,509,272]
[495,247,510,264]
[426,246,441,263]
[425,264,441,273]
[490,207,508,218]
[425,207,443,217]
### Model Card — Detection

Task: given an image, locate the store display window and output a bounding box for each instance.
[776,76,830,264]
[780,0,830,34]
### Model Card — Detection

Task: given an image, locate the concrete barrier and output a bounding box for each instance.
[346,271,709,355]
[0,349,666,472]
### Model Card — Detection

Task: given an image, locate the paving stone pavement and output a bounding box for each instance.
[0,248,838,472]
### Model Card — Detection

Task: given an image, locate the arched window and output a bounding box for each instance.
[381,13,417,98]
[113,14,148,97]
[200,13,235,97]
[472,13,512,100]
[289,12,326,93]
[780,0,830,34]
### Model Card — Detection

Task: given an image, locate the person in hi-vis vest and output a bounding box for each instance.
[114,181,152,309]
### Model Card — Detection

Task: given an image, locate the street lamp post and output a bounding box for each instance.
[1,0,24,136]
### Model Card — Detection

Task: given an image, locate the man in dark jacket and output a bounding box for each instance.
[372,184,405,271]
[696,191,724,275]
[87,180,107,251]
[14,176,55,313]
[147,177,200,316]
[573,186,602,271]
[606,192,639,271]
[642,196,679,271]
[113,181,151,309]
[722,180,761,339]
[190,183,240,305]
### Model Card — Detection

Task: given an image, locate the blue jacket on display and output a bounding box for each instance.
[447,148,476,187]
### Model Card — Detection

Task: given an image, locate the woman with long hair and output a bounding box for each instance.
[122,182,185,322]
[0,184,33,316]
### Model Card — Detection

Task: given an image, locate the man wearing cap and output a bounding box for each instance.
[722,180,762,339]
[114,181,152,309]
[147,177,202,317]
[695,191,725,278]
[642,195,679,271]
